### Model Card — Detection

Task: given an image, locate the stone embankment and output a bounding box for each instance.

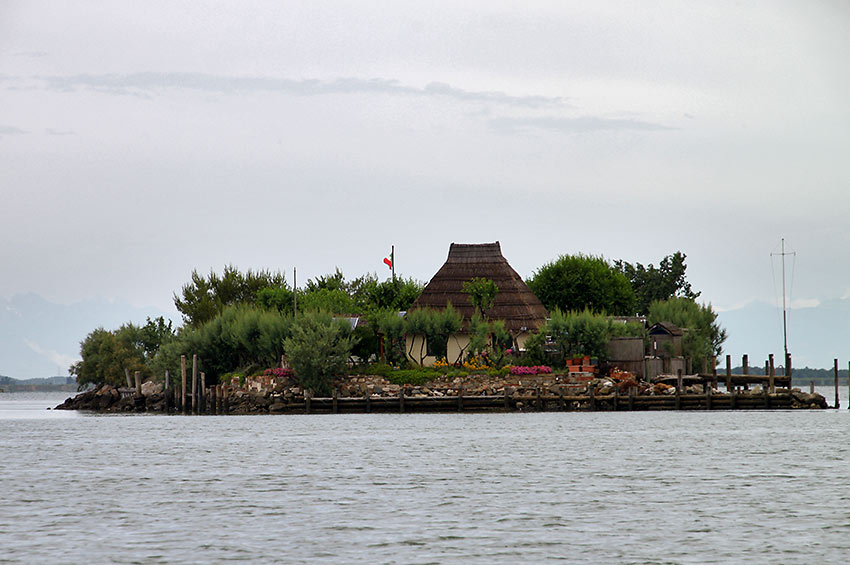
[55,372,828,414]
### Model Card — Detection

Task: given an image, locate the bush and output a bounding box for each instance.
[284,312,354,396]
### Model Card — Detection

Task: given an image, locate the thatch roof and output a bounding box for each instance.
[409,242,549,332]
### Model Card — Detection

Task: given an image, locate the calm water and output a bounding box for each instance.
[2,390,850,564]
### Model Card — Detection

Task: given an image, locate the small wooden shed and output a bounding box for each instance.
[648,322,683,358]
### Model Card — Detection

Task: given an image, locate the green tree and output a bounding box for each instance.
[70,324,147,389]
[283,312,354,396]
[462,277,499,316]
[648,297,727,370]
[615,251,700,315]
[527,254,635,315]
[174,265,289,327]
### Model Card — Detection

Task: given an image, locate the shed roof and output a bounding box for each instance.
[409,242,549,332]
[648,322,684,336]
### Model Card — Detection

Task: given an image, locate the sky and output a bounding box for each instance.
[2,1,849,374]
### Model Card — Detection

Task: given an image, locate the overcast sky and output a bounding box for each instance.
[2,0,849,323]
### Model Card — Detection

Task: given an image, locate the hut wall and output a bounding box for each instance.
[608,337,645,362]
[649,334,682,357]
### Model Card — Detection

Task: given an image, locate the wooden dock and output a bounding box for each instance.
[263,388,818,414]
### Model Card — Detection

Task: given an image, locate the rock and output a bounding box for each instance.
[269,402,287,412]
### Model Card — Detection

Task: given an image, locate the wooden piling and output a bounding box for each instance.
[558,389,565,411]
[164,370,171,412]
[589,384,596,411]
[810,380,815,394]
[134,370,142,396]
[834,358,840,409]
[786,353,793,389]
[628,386,635,411]
[763,387,770,409]
[200,372,206,415]
[181,355,187,414]
[223,386,230,415]
[705,385,712,410]
[504,387,512,411]
[399,387,405,413]
[768,354,775,393]
[725,355,732,391]
[332,387,339,414]
[457,385,464,412]
[364,389,370,413]
[742,354,749,375]
[125,368,132,389]
[305,390,311,414]
[192,354,198,414]
[676,369,682,410]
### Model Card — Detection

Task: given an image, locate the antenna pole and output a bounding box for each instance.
[771,238,795,364]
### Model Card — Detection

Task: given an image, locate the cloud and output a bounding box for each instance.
[45,128,76,136]
[0,125,27,136]
[27,72,565,108]
[489,115,674,134]
[789,298,820,309]
[23,339,79,371]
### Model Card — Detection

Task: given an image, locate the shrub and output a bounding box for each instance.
[284,312,354,396]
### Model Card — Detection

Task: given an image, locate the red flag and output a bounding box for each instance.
[383,257,393,269]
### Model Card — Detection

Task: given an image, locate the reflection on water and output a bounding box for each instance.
[1,391,849,564]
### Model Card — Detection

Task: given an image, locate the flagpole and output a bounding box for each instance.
[391,245,395,281]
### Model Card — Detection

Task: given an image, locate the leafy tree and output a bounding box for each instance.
[527,254,635,315]
[648,297,727,370]
[615,251,700,315]
[174,265,289,327]
[462,277,499,316]
[256,286,295,316]
[372,308,407,365]
[283,312,354,396]
[402,306,462,366]
[298,288,356,314]
[71,325,147,389]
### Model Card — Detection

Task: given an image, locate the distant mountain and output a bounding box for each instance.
[717,298,850,370]
[0,294,174,379]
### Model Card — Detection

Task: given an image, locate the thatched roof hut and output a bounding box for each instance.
[409,242,549,333]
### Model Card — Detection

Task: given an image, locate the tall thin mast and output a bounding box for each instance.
[772,238,795,364]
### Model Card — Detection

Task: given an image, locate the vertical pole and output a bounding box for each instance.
[676,369,683,410]
[834,358,840,409]
[810,380,814,394]
[628,385,635,411]
[786,352,793,389]
[181,355,187,414]
[710,356,717,390]
[725,354,732,392]
[742,354,749,375]
[165,370,171,412]
[134,370,142,396]
[200,372,206,414]
[333,387,339,414]
[124,368,132,389]
[293,267,297,315]
[768,353,775,394]
[504,387,512,411]
[192,354,198,414]
[391,244,395,281]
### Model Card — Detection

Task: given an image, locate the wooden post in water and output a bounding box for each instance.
[810,380,814,394]
[200,372,206,415]
[332,387,339,414]
[192,354,198,414]
[134,370,144,412]
[165,370,171,412]
[364,389,370,413]
[706,384,712,410]
[305,390,311,414]
[768,354,775,393]
[181,355,187,414]
[710,356,717,390]
[725,355,732,392]
[457,385,464,412]
[786,353,793,389]
[399,386,405,413]
[504,387,512,411]
[589,384,596,411]
[676,369,683,410]
[134,370,142,396]
[628,386,635,411]
[742,354,749,376]
[834,358,840,409]
[125,368,132,389]
[558,389,565,411]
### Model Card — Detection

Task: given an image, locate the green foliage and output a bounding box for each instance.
[528,253,635,315]
[403,306,462,366]
[153,306,293,383]
[648,297,727,369]
[283,312,354,396]
[531,309,643,365]
[371,309,407,365]
[298,288,356,314]
[520,331,549,366]
[174,265,289,327]
[615,251,700,315]
[256,286,294,316]
[462,277,499,315]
